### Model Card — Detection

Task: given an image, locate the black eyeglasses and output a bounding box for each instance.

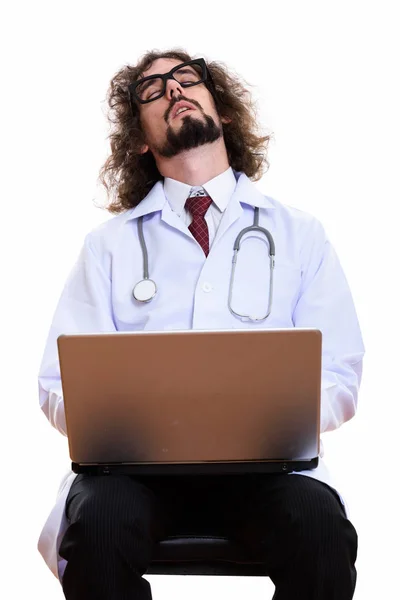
[128,58,214,107]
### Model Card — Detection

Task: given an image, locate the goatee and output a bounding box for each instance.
[157,113,222,158]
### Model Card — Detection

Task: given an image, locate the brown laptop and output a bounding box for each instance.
[57,328,321,475]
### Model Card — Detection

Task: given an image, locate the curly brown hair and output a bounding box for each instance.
[98,48,272,214]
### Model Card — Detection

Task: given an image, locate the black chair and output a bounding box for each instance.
[148,534,268,576]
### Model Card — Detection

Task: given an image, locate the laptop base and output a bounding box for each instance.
[72,457,319,476]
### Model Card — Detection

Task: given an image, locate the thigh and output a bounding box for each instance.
[65,473,169,542]
[222,473,351,551]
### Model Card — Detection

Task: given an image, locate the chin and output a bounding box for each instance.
[174,112,201,125]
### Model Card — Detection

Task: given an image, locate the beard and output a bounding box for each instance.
[155,112,223,159]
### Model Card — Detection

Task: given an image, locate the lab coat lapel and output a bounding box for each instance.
[212,195,243,248]
[125,180,192,239]
[212,173,270,249]
[161,201,192,238]
[125,180,166,220]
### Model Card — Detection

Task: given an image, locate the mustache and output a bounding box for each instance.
[165,96,203,122]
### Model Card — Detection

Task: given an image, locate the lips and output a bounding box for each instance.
[171,101,196,120]
[174,108,194,119]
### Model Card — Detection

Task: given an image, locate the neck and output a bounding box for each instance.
[154,139,230,186]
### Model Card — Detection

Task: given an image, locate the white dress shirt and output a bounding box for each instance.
[163,166,237,247]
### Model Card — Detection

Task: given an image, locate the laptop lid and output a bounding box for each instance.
[57,328,321,475]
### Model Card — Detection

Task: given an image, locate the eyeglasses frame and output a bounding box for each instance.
[127,58,217,113]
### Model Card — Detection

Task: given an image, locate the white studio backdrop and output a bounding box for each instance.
[1,1,399,599]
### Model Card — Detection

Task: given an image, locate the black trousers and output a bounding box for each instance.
[59,472,357,600]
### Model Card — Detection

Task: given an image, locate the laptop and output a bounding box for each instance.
[57,328,321,476]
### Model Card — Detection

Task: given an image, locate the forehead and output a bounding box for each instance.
[141,58,186,78]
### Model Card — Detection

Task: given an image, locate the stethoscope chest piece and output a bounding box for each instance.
[132,279,157,303]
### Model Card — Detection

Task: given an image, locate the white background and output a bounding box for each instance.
[1,1,399,598]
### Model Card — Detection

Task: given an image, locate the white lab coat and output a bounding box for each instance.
[37,170,365,580]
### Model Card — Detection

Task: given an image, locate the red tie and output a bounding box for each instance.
[185,194,213,256]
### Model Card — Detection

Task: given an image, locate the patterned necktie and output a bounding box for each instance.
[185,192,213,256]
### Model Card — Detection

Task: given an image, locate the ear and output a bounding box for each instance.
[139,144,149,154]
[221,116,232,125]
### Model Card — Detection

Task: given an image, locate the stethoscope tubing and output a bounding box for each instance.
[228,208,275,321]
[133,207,275,321]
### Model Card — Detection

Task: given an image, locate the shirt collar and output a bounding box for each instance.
[163,166,236,216]
[124,170,276,222]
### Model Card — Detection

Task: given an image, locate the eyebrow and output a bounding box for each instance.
[173,67,197,76]
[139,65,198,89]
[138,78,159,92]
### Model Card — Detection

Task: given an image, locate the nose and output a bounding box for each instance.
[165,77,184,100]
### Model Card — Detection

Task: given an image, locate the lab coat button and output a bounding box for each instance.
[202,282,213,293]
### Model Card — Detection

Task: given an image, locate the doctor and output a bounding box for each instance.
[38,49,365,600]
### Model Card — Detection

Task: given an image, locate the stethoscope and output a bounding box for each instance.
[132,206,275,322]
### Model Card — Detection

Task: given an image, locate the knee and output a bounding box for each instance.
[281,479,358,560]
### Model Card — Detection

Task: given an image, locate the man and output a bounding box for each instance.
[38,49,365,599]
